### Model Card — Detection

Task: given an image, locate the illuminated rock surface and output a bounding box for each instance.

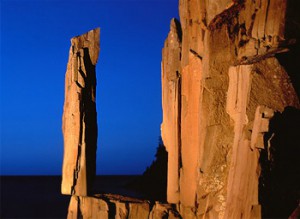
[161,18,182,204]
[62,0,300,218]
[67,194,180,219]
[161,0,300,218]
[61,28,99,196]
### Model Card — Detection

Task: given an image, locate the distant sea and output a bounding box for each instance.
[1,175,142,219]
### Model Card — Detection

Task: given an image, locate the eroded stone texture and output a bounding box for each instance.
[67,195,109,219]
[161,0,299,218]
[149,202,181,219]
[62,28,100,196]
[223,58,299,218]
[67,194,180,219]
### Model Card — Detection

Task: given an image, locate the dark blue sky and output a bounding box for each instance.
[0,0,178,175]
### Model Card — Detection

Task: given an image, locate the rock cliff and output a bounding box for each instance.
[61,28,99,196]
[61,1,300,218]
[161,0,300,218]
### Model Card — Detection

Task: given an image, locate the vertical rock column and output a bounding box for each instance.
[224,65,258,219]
[180,52,203,207]
[61,28,100,196]
[161,19,182,204]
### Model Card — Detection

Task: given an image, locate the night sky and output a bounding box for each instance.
[0,0,179,175]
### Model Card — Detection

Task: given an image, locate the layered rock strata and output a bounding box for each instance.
[62,28,100,196]
[161,0,299,218]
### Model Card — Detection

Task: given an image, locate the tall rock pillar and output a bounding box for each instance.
[61,28,100,196]
[161,19,182,204]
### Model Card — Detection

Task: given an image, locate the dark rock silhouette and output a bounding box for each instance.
[139,137,168,202]
[126,137,168,202]
[260,107,300,218]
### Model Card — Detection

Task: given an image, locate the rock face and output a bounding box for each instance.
[161,0,300,218]
[60,1,300,218]
[62,28,100,196]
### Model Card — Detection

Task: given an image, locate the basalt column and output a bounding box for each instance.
[161,0,300,218]
[61,28,100,196]
[161,18,182,204]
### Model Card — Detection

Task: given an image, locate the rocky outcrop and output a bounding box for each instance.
[60,1,299,218]
[67,194,180,219]
[61,28,100,196]
[161,0,300,218]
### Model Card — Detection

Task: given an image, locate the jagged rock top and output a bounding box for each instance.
[71,28,100,65]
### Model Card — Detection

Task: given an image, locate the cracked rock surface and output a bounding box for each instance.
[161,0,300,218]
[67,194,181,219]
[61,28,99,196]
